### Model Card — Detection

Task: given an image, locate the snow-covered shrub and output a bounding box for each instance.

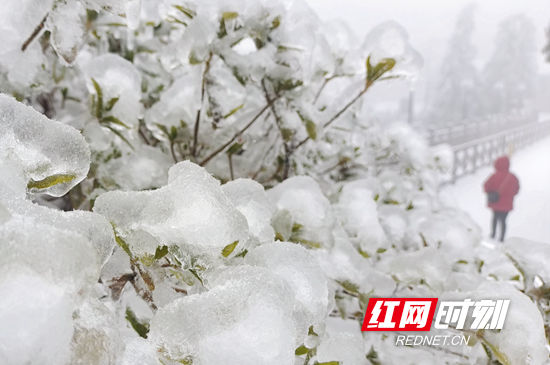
[1,0,549,364]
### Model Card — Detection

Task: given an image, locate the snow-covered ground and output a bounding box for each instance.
[441,135,550,244]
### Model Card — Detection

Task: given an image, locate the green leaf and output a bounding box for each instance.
[170,126,178,140]
[308,325,318,336]
[188,268,204,286]
[223,104,244,119]
[366,56,396,86]
[114,231,133,258]
[91,78,103,118]
[383,199,400,205]
[358,248,371,258]
[27,174,76,190]
[173,5,195,19]
[315,362,340,365]
[291,223,303,233]
[104,125,134,150]
[271,16,281,29]
[139,254,155,266]
[222,240,239,257]
[101,115,130,129]
[295,345,309,356]
[337,280,359,294]
[226,142,244,156]
[177,357,193,365]
[376,248,387,254]
[86,9,99,22]
[189,51,202,65]
[275,79,303,92]
[125,307,149,338]
[235,249,248,258]
[105,97,119,111]
[359,292,372,312]
[366,56,373,81]
[366,346,381,365]
[305,119,317,140]
[281,128,294,142]
[154,245,169,260]
[292,238,321,249]
[155,123,171,139]
[477,259,485,273]
[222,11,238,20]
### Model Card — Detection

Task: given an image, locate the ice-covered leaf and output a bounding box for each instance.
[94,161,249,258]
[0,94,90,197]
[150,266,299,364]
[47,0,86,64]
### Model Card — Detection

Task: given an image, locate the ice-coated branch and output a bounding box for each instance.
[21,13,49,52]
[293,86,369,152]
[261,79,291,179]
[323,87,369,129]
[199,100,277,167]
[192,52,213,159]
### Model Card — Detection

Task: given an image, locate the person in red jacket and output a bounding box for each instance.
[483,156,520,242]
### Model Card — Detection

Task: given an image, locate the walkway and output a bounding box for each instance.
[441,135,550,244]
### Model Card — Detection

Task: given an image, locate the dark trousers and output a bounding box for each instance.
[491,211,509,242]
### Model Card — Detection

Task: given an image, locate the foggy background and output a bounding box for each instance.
[308,0,550,121]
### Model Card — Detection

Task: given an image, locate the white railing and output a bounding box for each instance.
[445,121,550,183]
[426,112,537,146]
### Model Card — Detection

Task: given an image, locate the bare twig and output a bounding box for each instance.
[228,154,234,180]
[22,13,49,52]
[323,87,368,128]
[191,52,213,158]
[251,137,278,180]
[313,77,330,104]
[294,86,369,151]
[261,79,291,179]
[199,101,275,167]
[169,141,178,163]
[137,121,153,146]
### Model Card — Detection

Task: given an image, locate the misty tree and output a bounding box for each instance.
[544,25,550,63]
[429,4,482,124]
[483,14,537,115]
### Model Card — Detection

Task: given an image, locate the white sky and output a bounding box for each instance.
[307,0,550,73]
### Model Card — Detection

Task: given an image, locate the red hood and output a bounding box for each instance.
[494,156,510,172]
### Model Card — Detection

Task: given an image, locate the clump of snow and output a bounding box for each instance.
[222,178,275,245]
[245,242,331,326]
[47,0,86,64]
[83,54,143,127]
[150,266,298,365]
[446,281,549,365]
[96,145,172,191]
[335,179,388,253]
[315,318,366,365]
[0,272,74,365]
[505,238,550,285]
[94,161,249,258]
[268,176,336,248]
